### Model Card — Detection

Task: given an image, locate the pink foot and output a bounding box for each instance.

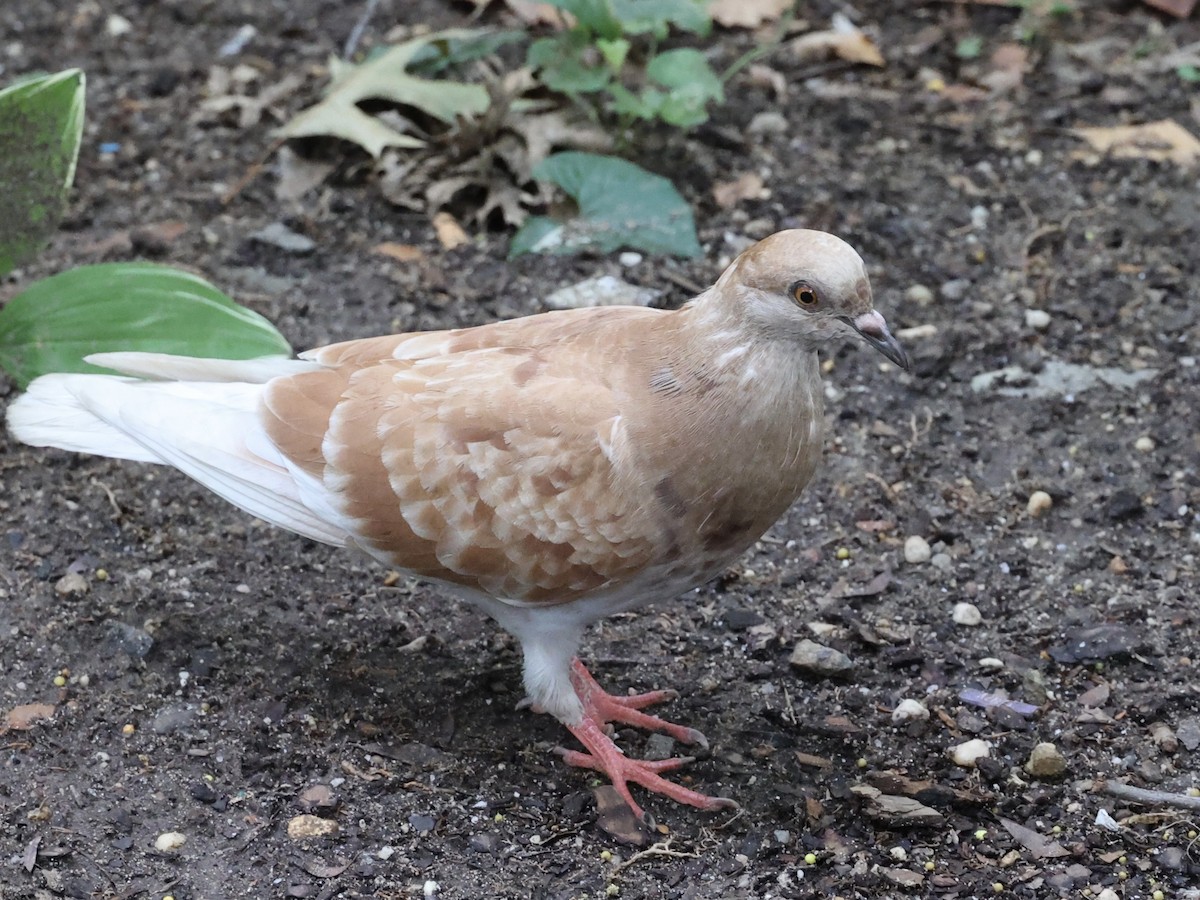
[556,659,738,823]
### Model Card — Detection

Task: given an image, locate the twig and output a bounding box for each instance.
[343,0,382,60]
[1097,780,1200,813]
[220,137,284,206]
[610,838,699,875]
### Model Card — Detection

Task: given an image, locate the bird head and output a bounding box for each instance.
[717,229,909,370]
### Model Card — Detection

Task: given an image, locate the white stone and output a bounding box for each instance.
[154,831,186,852]
[1024,309,1051,330]
[106,14,133,37]
[952,602,982,626]
[1134,435,1155,453]
[903,535,932,564]
[950,738,991,768]
[891,699,929,723]
[1027,490,1053,517]
[618,252,643,267]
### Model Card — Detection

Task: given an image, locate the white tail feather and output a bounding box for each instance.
[7,363,348,547]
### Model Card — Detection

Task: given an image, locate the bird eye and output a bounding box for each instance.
[791,283,818,306]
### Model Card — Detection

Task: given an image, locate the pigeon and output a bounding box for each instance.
[7,229,908,822]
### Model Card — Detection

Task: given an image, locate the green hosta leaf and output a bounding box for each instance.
[528,34,612,94]
[511,152,700,258]
[0,263,292,388]
[277,29,491,158]
[0,69,85,278]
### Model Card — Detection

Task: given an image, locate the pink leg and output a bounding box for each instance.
[556,658,738,823]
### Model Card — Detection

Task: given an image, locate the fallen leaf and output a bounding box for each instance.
[999,817,1071,859]
[274,146,334,202]
[1141,0,1197,17]
[504,0,570,27]
[1072,119,1200,168]
[710,0,791,29]
[432,212,469,250]
[372,242,425,263]
[593,784,652,846]
[981,42,1027,92]
[278,30,491,158]
[790,14,885,67]
[712,172,767,208]
[746,63,787,100]
[5,702,56,731]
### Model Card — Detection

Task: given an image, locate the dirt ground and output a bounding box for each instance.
[2,1,1199,898]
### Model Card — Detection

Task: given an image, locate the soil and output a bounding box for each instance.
[2,1,1199,898]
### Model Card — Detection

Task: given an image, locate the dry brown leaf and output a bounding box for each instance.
[1072,119,1200,168]
[275,146,334,202]
[5,703,56,731]
[746,64,787,100]
[433,212,469,250]
[710,0,790,29]
[505,0,570,26]
[981,42,1028,93]
[712,172,768,209]
[790,15,885,67]
[1141,0,1197,16]
[372,242,425,263]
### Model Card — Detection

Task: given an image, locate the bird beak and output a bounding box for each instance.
[845,311,909,370]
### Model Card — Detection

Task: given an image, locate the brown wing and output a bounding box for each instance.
[260,311,668,604]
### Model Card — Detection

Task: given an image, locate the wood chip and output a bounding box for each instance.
[432,211,469,250]
[4,702,56,731]
[372,242,425,263]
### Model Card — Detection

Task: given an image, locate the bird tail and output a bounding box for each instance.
[6,352,348,546]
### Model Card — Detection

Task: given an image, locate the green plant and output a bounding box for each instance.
[527,0,723,129]
[0,69,291,387]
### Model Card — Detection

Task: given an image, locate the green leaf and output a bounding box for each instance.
[277,29,491,158]
[1178,64,1200,83]
[510,152,700,258]
[955,35,984,60]
[646,48,722,127]
[595,37,631,71]
[541,0,624,40]
[0,69,85,278]
[610,0,711,37]
[607,83,660,121]
[528,34,612,94]
[0,263,292,388]
[407,30,526,75]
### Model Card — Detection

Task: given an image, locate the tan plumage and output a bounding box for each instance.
[7,229,907,822]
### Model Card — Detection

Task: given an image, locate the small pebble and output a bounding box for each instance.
[55,572,89,596]
[287,814,339,840]
[903,535,932,564]
[1025,742,1067,778]
[1133,436,1155,453]
[891,699,930,723]
[377,845,395,860]
[951,738,991,768]
[952,602,983,626]
[617,252,643,267]
[106,14,133,36]
[789,639,853,676]
[978,657,1004,671]
[423,881,439,899]
[747,111,788,135]
[1095,890,1118,900]
[154,831,186,852]
[1024,309,1051,330]
[1027,490,1053,517]
[939,278,971,302]
[904,284,934,306]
